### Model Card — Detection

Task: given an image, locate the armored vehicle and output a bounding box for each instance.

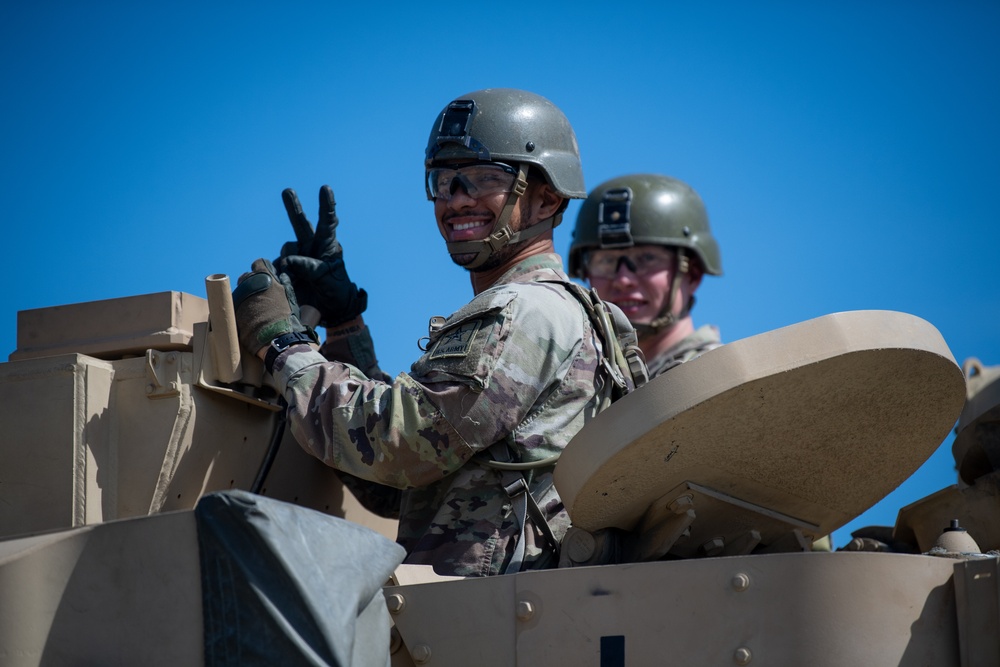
[1,276,997,666]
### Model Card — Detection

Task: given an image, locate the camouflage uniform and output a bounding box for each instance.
[645,324,722,378]
[269,253,608,577]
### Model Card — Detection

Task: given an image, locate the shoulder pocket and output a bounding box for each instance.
[410,290,517,391]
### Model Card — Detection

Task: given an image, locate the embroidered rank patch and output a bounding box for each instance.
[428,320,482,359]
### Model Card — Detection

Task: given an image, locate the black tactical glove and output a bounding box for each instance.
[233,258,316,358]
[274,185,368,328]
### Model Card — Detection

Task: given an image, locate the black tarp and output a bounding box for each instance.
[195,491,406,667]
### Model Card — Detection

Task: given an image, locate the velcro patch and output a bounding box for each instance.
[428,321,482,359]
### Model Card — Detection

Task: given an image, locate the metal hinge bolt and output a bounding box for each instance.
[411,644,432,664]
[386,593,405,614]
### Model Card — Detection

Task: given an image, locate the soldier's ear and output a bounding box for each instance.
[533,183,564,221]
[687,259,705,291]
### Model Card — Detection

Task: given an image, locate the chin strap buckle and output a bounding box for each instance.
[487,227,513,252]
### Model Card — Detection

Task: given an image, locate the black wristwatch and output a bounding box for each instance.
[264,331,316,374]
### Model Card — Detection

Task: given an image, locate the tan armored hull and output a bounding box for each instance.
[2,287,996,666]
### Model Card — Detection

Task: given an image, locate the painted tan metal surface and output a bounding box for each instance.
[204,274,243,383]
[895,473,1000,553]
[0,511,203,667]
[952,358,1000,485]
[952,557,1000,667]
[554,310,966,536]
[10,291,209,361]
[0,350,275,538]
[0,290,398,543]
[4,288,992,666]
[385,552,960,666]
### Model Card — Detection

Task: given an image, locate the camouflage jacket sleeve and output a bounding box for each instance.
[319,323,399,517]
[318,322,390,382]
[646,324,723,378]
[269,281,592,489]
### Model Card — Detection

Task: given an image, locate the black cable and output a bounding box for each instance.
[251,400,287,494]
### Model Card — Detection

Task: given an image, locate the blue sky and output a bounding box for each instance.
[2,3,998,547]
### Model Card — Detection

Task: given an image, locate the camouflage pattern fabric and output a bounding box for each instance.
[269,253,608,577]
[645,324,722,378]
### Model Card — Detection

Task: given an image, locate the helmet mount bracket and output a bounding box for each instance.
[597,188,635,249]
[428,100,491,162]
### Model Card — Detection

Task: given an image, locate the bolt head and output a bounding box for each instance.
[411,644,432,664]
[701,537,725,556]
[386,593,405,614]
[669,494,695,512]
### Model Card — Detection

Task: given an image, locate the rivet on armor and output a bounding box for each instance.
[386,593,405,614]
[683,225,692,236]
[734,646,752,665]
[731,573,750,592]
[516,600,535,621]
[525,141,535,152]
[411,644,432,664]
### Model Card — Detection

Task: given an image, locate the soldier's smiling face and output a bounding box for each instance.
[433,165,517,247]
[430,160,565,271]
[587,245,702,325]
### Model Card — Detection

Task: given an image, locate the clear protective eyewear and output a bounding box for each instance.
[427,162,518,201]
[584,246,676,279]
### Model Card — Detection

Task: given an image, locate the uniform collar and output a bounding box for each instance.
[493,252,568,286]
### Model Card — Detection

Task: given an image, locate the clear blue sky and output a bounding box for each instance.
[2,3,998,547]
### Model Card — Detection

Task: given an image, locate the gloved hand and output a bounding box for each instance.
[274,185,368,328]
[232,258,314,356]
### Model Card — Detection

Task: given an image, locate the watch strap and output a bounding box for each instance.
[264,331,316,374]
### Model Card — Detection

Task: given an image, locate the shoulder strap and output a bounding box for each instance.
[541,280,649,402]
[482,281,649,573]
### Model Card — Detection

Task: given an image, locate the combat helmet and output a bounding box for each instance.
[569,174,722,336]
[425,88,585,269]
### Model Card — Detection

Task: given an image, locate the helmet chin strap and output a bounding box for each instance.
[632,248,692,339]
[444,164,561,270]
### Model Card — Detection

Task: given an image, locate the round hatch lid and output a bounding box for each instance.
[554,311,966,535]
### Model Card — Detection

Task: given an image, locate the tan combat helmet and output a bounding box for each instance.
[425,88,586,269]
[568,173,722,336]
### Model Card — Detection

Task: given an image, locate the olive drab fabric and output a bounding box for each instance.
[232,259,315,355]
[268,254,621,577]
[568,173,723,278]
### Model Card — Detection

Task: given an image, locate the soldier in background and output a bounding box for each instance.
[232,89,642,577]
[569,173,723,377]
[569,177,839,552]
